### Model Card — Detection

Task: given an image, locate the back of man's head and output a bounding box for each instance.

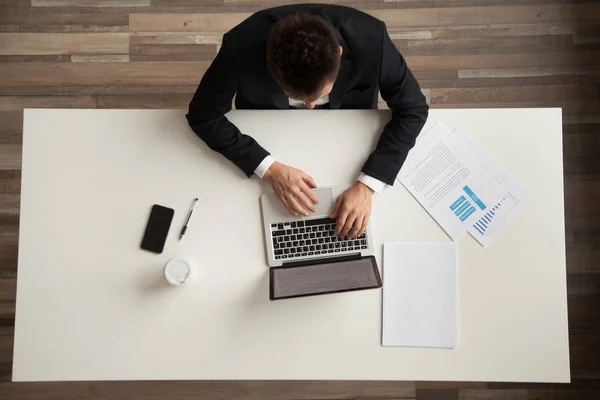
[267,13,341,101]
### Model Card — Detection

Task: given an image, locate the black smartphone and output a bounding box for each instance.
[140,204,174,254]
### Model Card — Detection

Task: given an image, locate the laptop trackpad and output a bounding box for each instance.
[262,187,334,220]
[310,188,334,216]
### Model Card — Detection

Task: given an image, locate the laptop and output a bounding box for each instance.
[260,186,382,300]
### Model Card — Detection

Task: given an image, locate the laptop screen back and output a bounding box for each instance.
[270,256,381,300]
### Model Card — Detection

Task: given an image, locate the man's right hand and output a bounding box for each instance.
[264,161,319,216]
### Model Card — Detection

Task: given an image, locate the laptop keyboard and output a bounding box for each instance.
[269,217,368,260]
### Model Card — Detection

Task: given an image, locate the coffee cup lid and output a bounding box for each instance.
[164,258,194,286]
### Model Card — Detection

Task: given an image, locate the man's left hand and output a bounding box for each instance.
[330,182,374,239]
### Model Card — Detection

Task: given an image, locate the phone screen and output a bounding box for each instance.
[141,204,174,254]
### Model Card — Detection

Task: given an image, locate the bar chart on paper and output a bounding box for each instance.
[467,195,517,247]
[472,201,503,235]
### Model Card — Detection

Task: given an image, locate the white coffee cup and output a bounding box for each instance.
[164,258,194,287]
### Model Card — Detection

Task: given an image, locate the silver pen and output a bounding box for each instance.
[179,198,198,240]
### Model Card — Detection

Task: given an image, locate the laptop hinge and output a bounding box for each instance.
[282,253,361,268]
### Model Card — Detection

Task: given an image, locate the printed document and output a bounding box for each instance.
[397,122,507,241]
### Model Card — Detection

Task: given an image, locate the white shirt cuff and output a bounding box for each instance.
[254,155,276,179]
[357,173,387,194]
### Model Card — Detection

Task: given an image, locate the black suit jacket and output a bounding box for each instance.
[186,4,429,185]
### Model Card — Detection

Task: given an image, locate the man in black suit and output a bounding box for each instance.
[187,4,428,239]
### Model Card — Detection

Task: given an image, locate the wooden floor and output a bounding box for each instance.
[1,0,599,398]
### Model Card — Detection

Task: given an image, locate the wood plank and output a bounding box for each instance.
[0,62,210,86]
[416,389,458,400]
[0,134,21,146]
[564,122,600,135]
[367,4,600,29]
[130,34,200,45]
[0,9,129,26]
[70,54,129,62]
[567,249,600,274]
[20,24,129,33]
[0,229,17,249]
[32,0,150,6]
[564,155,600,176]
[571,345,600,370]
[574,26,600,44]
[432,25,575,38]
[0,171,20,195]
[564,180,600,232]
[458,66,600,79]
[0,25,19,32]
[570,295,600,328]
[398,35,574,52]
[423,74,600,89]
[130,43,217,55]
[0,96,96,111]
[406,51,600,71]
[416,382,487,389]
[129,12,250,32]
[528,389,600,400]
[0,85,198,96]
[567,230,600,251]
[129,54,216,61]
[458,389,527,400]
[564,133,600,157]
[0,194,19,215]
[0,279,16,319]
[151,0,226,5]
[572,370,600,379]
[570,328,600,346]
[488,380,600,390]
[0,381,416,399]
[0,244,17,278]
[430,85,597,104]
[0,335,13,383]
[567,274,600,294]
[0,112,22,135]
[431,101,600,117]
[389,30,433,40]
[57,4,267,13]
[564,114,600,124]
[0,55,71,62]
[0,322,14,337]
[567,217,600,232]
[0,0,30,6]
[0,146,21,170]
[414,70,459,80]
[0,33,128,55]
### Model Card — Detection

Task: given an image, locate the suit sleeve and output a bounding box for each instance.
[361,23,429,185]
[186,35,270,177]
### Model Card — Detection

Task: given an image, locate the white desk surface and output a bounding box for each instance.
[14,108,569,382]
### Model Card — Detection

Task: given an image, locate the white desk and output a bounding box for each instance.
[14,109,569,382]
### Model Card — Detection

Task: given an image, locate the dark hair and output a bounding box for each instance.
[267,13,341,100]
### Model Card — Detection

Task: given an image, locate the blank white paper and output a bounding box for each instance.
[383,242,458,348]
